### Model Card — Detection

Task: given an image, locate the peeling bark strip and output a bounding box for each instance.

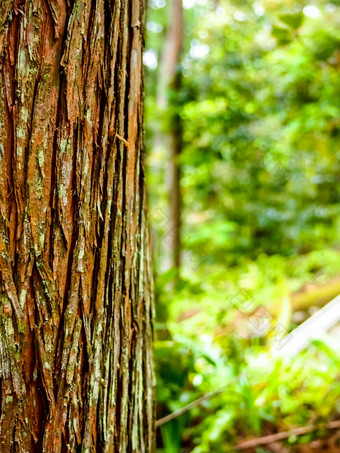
[0,0,155,451]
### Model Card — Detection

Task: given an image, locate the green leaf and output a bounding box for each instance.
[272,25,293,45]
[156,267,178,289]
[279,12,304,29]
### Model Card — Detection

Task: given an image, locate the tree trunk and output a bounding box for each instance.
[0,1,155,452]
[156,0,183,278]
[168,71,182,273]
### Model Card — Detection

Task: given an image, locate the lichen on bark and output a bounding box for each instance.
[0,0,155,451]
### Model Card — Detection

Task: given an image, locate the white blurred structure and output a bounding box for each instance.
[275,294,340,357]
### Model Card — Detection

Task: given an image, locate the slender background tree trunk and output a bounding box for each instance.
[0,0,155,451]
[155,0,183,278]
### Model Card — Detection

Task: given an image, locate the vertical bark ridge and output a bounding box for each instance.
[0,0,155,451]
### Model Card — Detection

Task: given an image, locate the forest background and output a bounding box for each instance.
[144,0,340,451]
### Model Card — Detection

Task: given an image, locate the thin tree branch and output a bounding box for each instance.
[156,373,243,427]
[235,420,340,450]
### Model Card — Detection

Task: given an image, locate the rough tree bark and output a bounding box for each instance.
[0,0,155,452]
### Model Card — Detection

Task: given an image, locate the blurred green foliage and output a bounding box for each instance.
[145,0,340,451]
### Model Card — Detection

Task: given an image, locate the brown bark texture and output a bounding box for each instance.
[0,0,155,452]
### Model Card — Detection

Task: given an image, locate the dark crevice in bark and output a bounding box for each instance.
[35,368,48,452]
[12,418,16,453]
[4,11,19,271]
